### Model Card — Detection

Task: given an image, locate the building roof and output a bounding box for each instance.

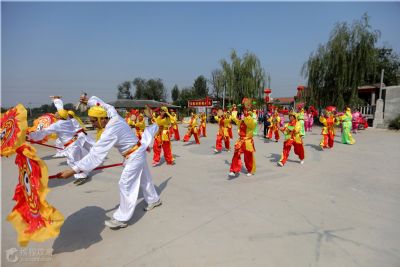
[358,84,384,91]
[108,99,180,109]
[272,97,294,104]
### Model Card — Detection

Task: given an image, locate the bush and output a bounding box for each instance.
[388,114,400,130]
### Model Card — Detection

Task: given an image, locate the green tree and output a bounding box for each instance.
[41,104,56,113]
[210,69,224,99]
[193,75,208,98]
[132,78,167,101]
[144,78,166,101]
[133,78,146,99]
[171,84,180,103]
[117,81,133,99]
[219,49,266,105]
[177,87,195,108]
[302,14,381,110]
[366,47,400,86]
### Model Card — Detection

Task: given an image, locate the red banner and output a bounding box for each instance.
[188,97,212,107]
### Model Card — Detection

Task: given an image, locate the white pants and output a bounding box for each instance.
[113,124,160,222]
[78,132,95,152]
[66,141,90,179]
[113,151,159,222]
[54,138,67,157]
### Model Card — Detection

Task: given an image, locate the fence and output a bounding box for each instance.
[356,105,375,119]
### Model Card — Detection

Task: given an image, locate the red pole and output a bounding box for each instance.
[49,162,124,179]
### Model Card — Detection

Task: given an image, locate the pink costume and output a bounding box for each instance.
[352,111,361,134]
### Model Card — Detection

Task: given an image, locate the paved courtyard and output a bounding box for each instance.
[2,123,400,267]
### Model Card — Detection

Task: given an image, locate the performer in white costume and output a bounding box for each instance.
[28,97,91,185]
[53,137,67,158]
[68,110,95,151]
[59,96,162,229]
[53,108,94,158]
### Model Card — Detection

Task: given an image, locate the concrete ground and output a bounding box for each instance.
[2,123,400,267]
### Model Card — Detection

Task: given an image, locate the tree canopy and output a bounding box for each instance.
[301,14,391,110]
[171,84,180,103]
[366,47,400,86]
[213,49,266,105]
[117,81,133,99]
[132,78,167,102]
[193,75,208,98]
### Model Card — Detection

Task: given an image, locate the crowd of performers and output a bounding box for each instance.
[2,94,368,235]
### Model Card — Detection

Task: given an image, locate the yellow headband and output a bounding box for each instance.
[58,109,69,119]
[88,106,107,118]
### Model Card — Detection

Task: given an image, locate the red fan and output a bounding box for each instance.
[326,106,336,112]
[296,103,305,110]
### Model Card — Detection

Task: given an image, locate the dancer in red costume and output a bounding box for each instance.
[277,113,305,166]
[183,113,200,144]
[267,108,280,142]
[199,112,207,137]
[169,109,180,141]
[228,101,257,177]
[152,107,174,166]
[213,109,230,153]
[319,106,338,149]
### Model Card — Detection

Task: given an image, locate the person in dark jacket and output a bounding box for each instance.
[263,110,271,138]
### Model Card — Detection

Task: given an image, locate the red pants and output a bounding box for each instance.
[216,134,230,151]
[153,138,174,164]
[267,128,280,141]
[169,126,180,141]
[279,139,304,165]
[230,139,256,174]
[228,127,233,139]
[200,124,207,137]
[320,133,334,148]
[183,128,200,144]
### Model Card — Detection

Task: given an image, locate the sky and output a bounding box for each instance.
[2,1,400,108]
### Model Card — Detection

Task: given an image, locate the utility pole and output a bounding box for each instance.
[378,69,384,100]
[373,69,385,128]
[222,86,226,110]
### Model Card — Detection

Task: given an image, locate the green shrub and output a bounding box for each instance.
[388,114,400,130]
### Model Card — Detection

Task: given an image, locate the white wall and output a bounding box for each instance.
[384,85,400,126]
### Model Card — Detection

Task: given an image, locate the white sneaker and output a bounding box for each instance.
[246,172,253,177]
[277,162,284,167]
[300,160,304,165]
[214,149,220,153]
[105,218,127,229]
[144,199,162,211]
[228,172,236,177]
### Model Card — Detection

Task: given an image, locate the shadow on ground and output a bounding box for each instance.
[183,141,199,146]
[265,153,298,164]
[48,169,104,188]
[223,160,251,180]
[52,205,116,254]
[52,177,172,254]
[305,144,323,151]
